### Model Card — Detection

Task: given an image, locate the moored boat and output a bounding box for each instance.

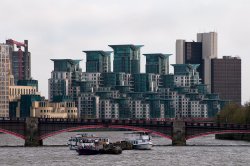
[76,140,100,155]
[76,134,110,155]
[124,132,153,150]
[67,133,89,150]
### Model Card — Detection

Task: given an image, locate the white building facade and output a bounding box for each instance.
[197,32,217,92]
[0,44,11,117]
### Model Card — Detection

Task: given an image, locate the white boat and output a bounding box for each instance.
[67,133,91,150]
[67,133,110,151]
[124,132,153,150]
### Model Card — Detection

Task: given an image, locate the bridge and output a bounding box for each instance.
[0,117,250,146]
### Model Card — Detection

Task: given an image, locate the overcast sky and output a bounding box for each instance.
[0,0,249,104]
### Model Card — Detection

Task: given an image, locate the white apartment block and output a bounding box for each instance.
[131,100,150,119]
[174,94,208,118]
[48,71,71,101]
[148,74,161,92]
[99,99,119,119]
[117,73,132,86]
[82,72,102,91]
[174,74,200,88]
[78,93,100,119]
[159,103,165,119]
[0,44,11,117]
[190,101,208,118]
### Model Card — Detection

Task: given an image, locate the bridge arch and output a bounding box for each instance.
[186,130,250,140]
[40,124,172,140]
[0,128,25,140]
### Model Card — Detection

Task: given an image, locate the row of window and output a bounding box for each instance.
[40,110,77,113]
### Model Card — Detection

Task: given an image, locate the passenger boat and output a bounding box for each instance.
[76,134,110,155]
[67,133,89,150]
[124,132,153,150]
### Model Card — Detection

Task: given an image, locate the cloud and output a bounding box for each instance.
[0,0,250,103]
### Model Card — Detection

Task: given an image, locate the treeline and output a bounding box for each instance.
[217,102,250,124]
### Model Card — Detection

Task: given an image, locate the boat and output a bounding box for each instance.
[124,132,153,150]
[76,134,110,155]
[67,133,89,150]
[76,139,101,155]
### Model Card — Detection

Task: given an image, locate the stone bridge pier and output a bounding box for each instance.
[25,118,43,146]
[172,120,186,146]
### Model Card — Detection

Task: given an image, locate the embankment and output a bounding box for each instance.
[215,133,250,142]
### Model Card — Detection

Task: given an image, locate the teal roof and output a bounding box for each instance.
[83,50,112,56]
[143,53,172,58]
[171,64,200,69]
[50,59,82,64]
[109,44,144,50]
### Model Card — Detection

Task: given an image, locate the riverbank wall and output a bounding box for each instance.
[215,133,250,142]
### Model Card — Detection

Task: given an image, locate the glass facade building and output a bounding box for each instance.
[133,73,160,92]
[184,42,203,82]
[109,44,143,74]
[84,50,112,73]
[20,95,43,118]
[144,53,171,74]
[17,79,38,90]
[48,59,82,101]
[46,44,225,119]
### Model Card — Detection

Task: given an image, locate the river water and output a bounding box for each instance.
[0,132,250,166]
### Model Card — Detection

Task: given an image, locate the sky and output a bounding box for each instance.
[0,0,249,104]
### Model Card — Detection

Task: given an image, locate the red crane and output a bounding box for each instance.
[6,39,26,48]
[6,39,27,80]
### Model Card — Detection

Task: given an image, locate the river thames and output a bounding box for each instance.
[0,132,250,166]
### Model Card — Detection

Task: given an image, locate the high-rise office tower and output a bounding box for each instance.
[0,44,12,117]
[6,39,31,84]
[197,32,218,92]
[176,40,203,81]
[176,40,185,64]
[83,50,112,73]
[109,44,143,74]
[48,59,82,101]
[143,53,171,74]
[211,56,241,105]
[176,32,217,92]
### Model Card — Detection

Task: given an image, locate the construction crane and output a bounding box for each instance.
[6,39,27,80]
[6,39,26,48]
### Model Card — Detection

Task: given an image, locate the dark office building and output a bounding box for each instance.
[211,56,241,105]
[6,39,31,84]
[185,42,203,82]
[109,44,143,74]
[176,40,203,82]
[83,50,112,73]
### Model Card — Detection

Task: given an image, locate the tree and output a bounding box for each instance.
[244,101,250,123]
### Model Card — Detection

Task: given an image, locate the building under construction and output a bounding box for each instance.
[6,39,31,84]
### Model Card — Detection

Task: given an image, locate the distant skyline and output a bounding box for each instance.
[0,0,249,104]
